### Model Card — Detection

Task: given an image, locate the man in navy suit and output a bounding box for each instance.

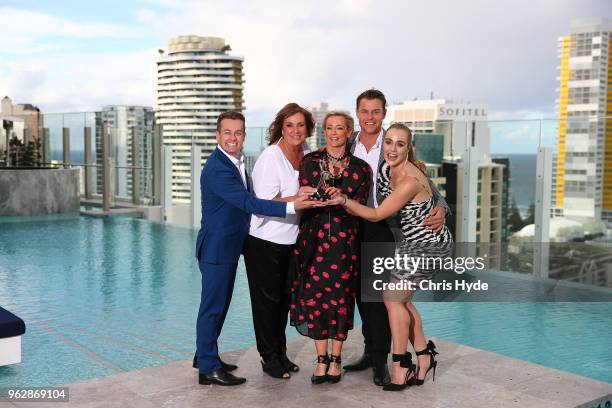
[195,111,316,386]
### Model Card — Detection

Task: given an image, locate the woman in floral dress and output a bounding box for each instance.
[289,111,371,384]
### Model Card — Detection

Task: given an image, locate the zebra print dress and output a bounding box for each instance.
[377,161,453,283]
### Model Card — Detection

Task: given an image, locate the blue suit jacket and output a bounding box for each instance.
[195,147,287,264]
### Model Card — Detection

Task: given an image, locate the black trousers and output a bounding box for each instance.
[358,219,393,364]
[244,234,292,362]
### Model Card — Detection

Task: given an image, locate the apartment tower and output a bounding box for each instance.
[156,36,244,203]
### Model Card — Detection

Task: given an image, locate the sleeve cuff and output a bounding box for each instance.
[286,202,296,215]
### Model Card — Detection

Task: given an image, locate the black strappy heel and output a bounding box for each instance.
[382,352,416,391]
[311,354,330,384]
[410,340,438,385]
[327,354,342,383]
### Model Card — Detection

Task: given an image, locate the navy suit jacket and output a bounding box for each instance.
[195,147,287,264]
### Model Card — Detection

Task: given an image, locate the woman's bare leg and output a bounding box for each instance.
[314,339,329,376]
[405,302,429,379]
[328,339,343,376]
[384,298,411,384]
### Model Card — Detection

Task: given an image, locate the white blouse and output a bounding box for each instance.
[249,141,310,245]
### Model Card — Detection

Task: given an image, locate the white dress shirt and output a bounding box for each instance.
[249,141,309,244]
[218,145,296,215]
[353,129,384,208]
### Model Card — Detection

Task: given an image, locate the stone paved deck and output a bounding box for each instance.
[3,332,611,408]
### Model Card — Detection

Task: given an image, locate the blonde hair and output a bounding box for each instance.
[387,123,426,174]
[322,111,354,134]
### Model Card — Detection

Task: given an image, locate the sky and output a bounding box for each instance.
[1,0,610,153]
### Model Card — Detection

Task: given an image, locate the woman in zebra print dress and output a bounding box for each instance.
[326,123,452,391]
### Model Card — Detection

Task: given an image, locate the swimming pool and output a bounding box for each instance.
[0,216,610,387]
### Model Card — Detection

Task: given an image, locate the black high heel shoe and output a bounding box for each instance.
[382,352,416,391]
[311,354,330,384]
[410,340,438,386]
[326,354,342,383]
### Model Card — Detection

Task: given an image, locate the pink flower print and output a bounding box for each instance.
[338,333,346,339]
[351,255,357,261]
[315,292,323,298]
[300,299,305,306]
[338,307,347,316]
[334,282,341,288]
[342,170,349,177]
[321,329,328,335]
[341,253,347,259]
[333,216,341,223]
[298,314,304,321]
[306,283,311,289]
[330,236,338,243]
[307,323,315,329]
[324,223,330,229]
[306,299,316,307]
[316,256,323,262]
[325,287,332,292]
[312,171,319,177]
[322,271,330,279]
[338,298,345,304]
[330,264,338,270]
[341,272,350,280]
[348,186,353,193]
[314,310,321,316]
[352,173,359,180]
[302,179,309,185]
[330,299,338,306]
[323,243,330,249]
[313,275,320,281]
[317,246,323,253]
[331,320,337,325]
[309,314,314,320]
[339,232,346,238]
[322,303,329,309]
[309,266,315,274]
[318,230,324,239]
[290,304,296,309]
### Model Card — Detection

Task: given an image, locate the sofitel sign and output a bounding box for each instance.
[438,104,487,120]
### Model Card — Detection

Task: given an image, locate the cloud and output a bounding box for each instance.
[0,6,145,53]
[1,0,610,126]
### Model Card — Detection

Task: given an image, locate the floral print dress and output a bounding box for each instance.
[289,150,371,340]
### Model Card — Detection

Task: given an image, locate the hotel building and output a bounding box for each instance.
[156,36,245,203]
[554,18,612,228]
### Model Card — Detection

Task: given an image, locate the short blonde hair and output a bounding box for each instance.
[322,111,354,134]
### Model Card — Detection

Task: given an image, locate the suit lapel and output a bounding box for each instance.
[214,147,244,185]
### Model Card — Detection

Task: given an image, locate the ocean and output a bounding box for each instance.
[502,153,536,218]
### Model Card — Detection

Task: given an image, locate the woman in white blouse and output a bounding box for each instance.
[244,103,316,379]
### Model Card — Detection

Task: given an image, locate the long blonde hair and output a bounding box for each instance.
[387,123,426,174]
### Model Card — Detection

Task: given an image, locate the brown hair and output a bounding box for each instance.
[322,111,354,134]
[356,89,387,114]
[216,111,245,131]
[268,103,315,145]
[387,123,427,174]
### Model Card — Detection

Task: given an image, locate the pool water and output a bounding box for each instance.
[0,216,611,387]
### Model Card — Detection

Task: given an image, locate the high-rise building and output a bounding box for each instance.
[1,96,42,141]
[156,36,245,203]
[443,159,506,268]
[96,106,155,201]
[553,18,612,228]
[309,102,329,149]
[385,99,490,162]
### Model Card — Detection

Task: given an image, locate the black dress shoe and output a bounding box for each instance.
[343,352,373,371]
[199,369,246,386]
[193,353,238,371]
[373,362,391,386]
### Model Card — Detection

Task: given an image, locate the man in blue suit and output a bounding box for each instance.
[195,111,315,386]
